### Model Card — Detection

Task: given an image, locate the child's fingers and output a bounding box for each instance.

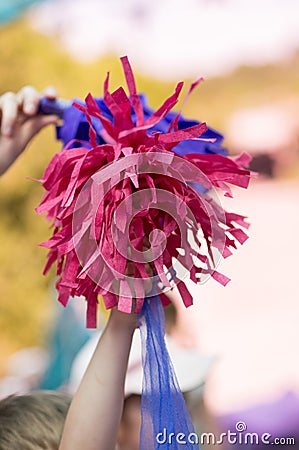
[42,86,58,100]
[24,114,59,138]
[0,92,18,137]
[16,85,40,116]
[162,288,179,303]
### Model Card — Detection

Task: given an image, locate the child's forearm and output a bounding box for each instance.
[59,309,137,450]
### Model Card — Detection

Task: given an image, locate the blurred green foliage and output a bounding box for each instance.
[0,19,298,371]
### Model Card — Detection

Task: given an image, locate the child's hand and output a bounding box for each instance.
[0,86,59,175]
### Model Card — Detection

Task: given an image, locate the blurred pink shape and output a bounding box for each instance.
[226,102,298,154]
[172,178,299,415]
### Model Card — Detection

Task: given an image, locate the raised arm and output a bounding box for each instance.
[0,86,58,176]
[59,308,137,450]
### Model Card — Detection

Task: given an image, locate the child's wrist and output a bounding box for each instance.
[109,307,138,332]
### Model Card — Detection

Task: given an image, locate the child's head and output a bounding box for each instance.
[0,391,71,450]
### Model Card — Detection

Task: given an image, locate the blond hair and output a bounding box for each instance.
[0,391,71,450]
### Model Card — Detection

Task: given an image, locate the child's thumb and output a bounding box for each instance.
[28,114,59,136]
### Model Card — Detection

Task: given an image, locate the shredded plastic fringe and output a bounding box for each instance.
[36,56,253,449]
[36,56,252,326]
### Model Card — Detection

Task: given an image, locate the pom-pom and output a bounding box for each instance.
[37,56,252,327]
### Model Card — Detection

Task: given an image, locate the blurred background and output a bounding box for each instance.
[0,0,299,445]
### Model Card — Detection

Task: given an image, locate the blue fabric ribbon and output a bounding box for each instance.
[139,296,199,449]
